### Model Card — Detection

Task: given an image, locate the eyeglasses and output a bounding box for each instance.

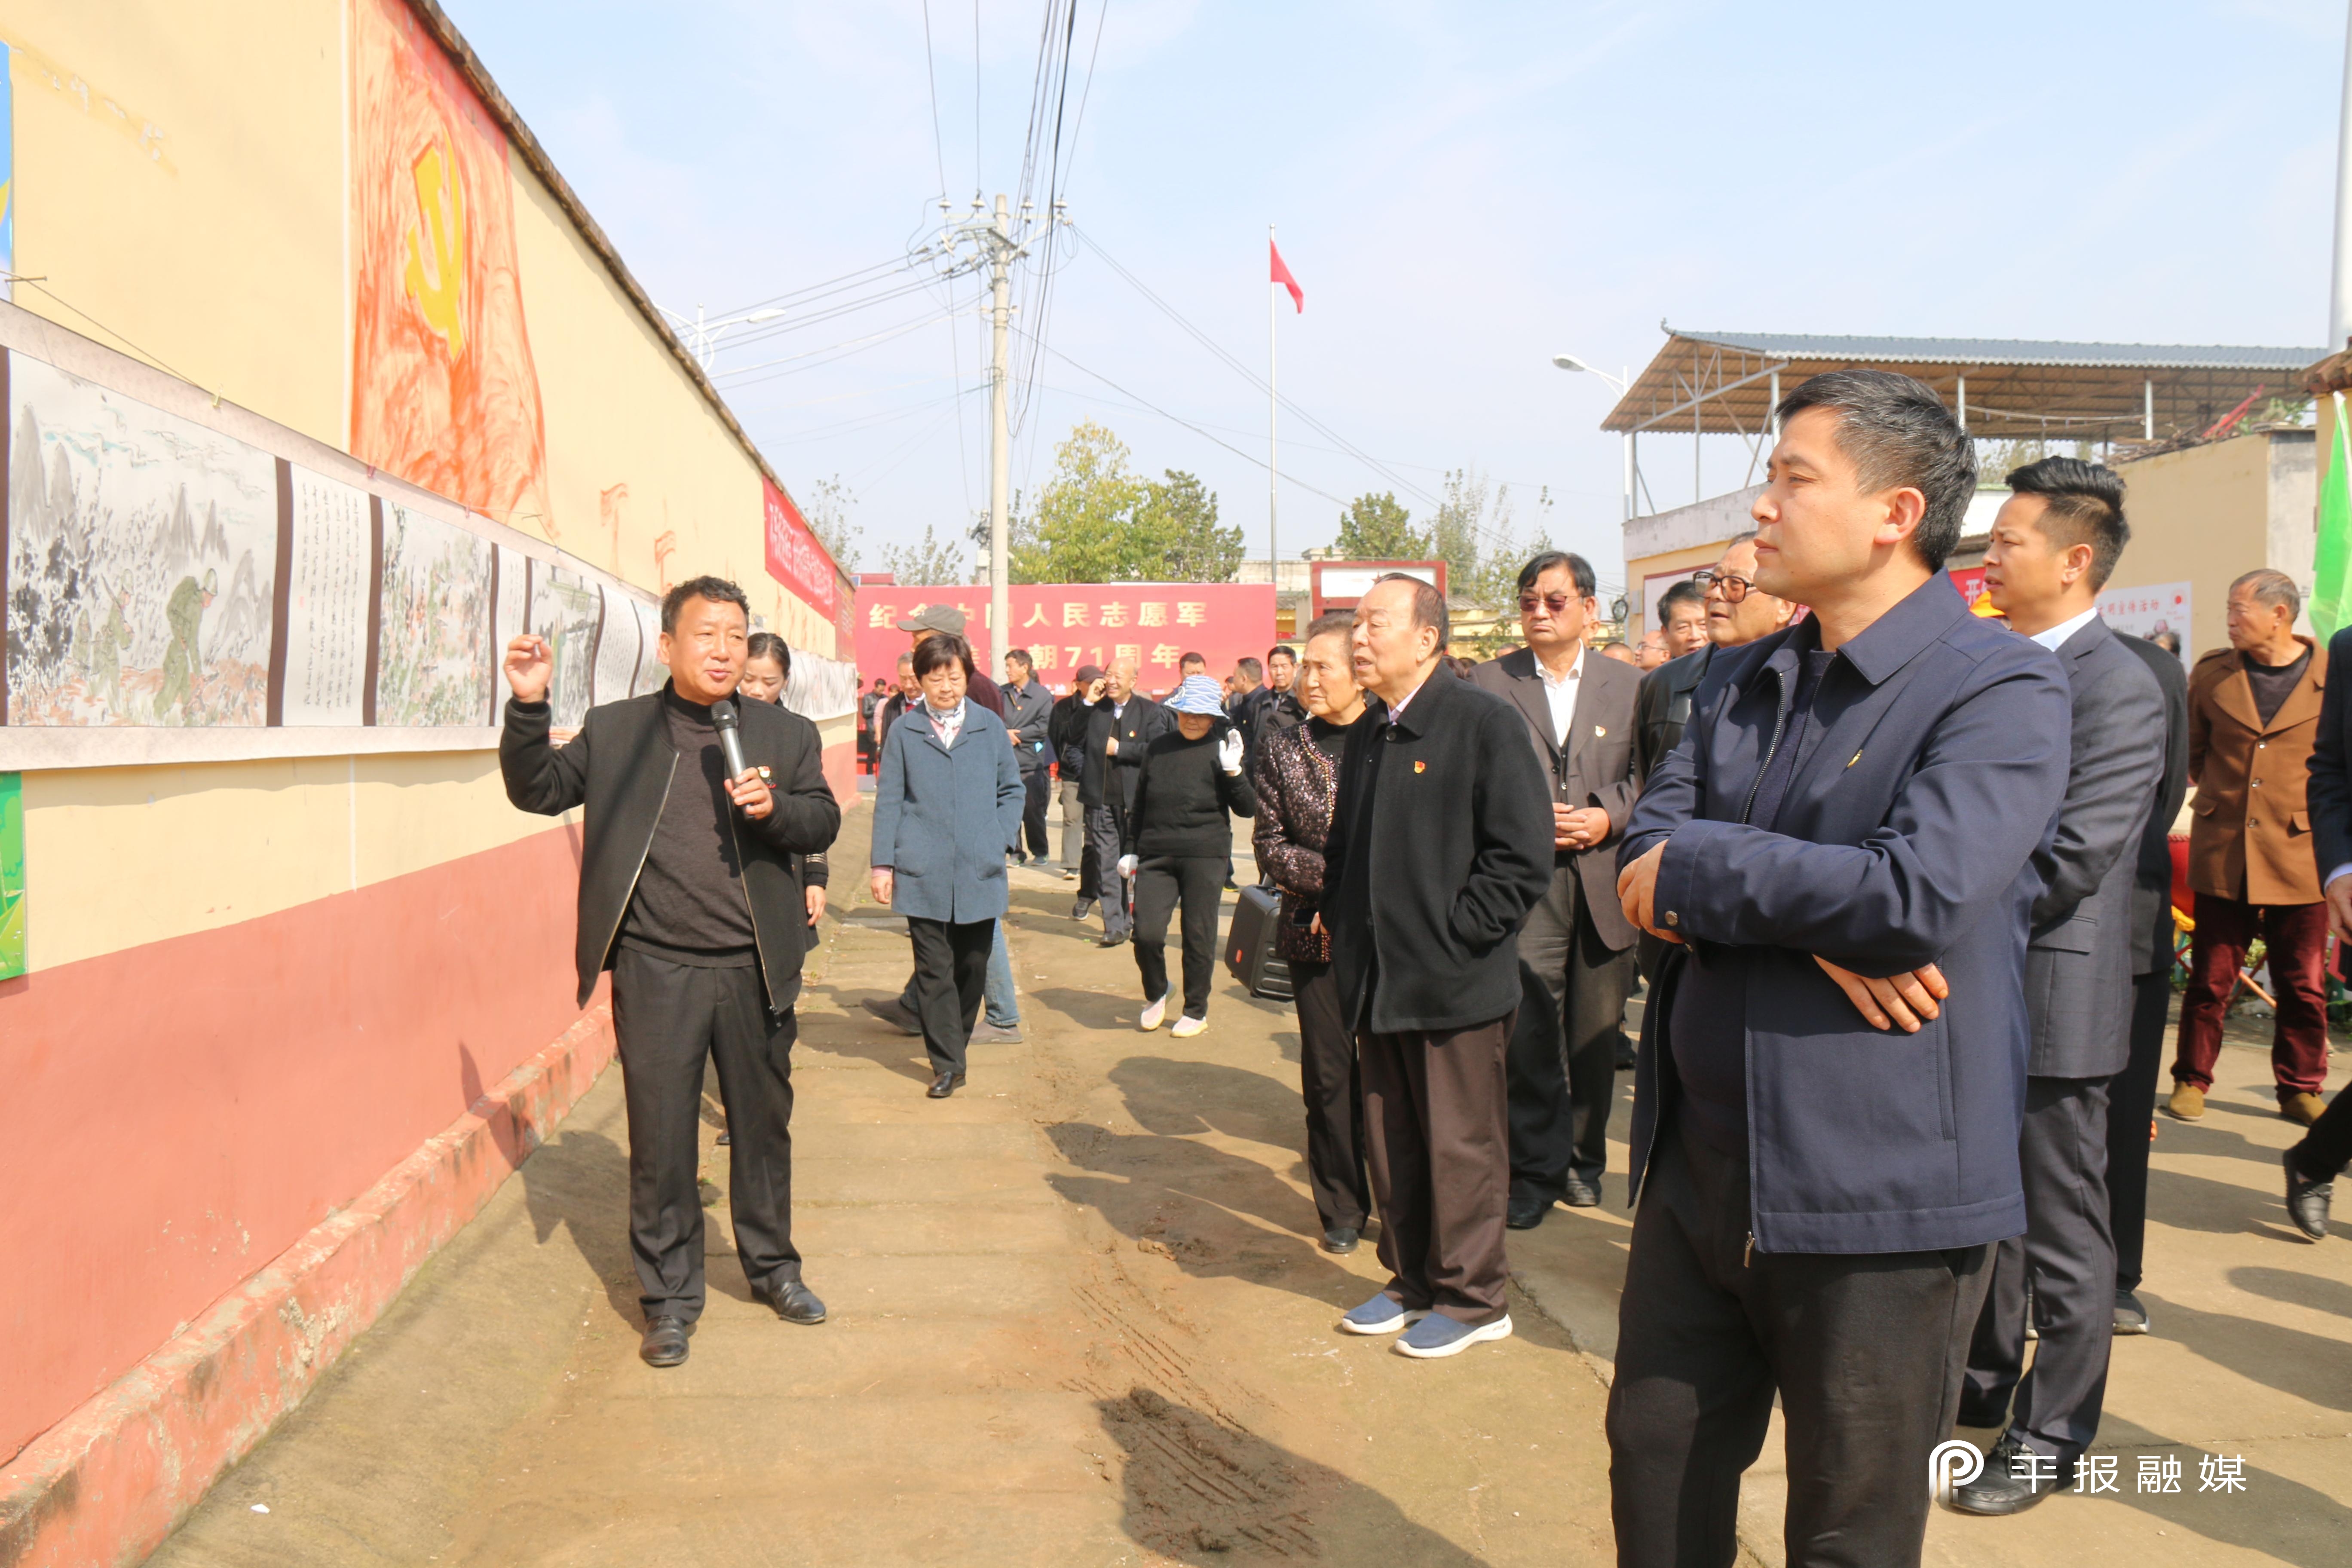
[1695,570,1756,603]
[1517,592,1584,615]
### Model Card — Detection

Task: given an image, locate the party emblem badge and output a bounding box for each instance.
[1414,760,1427,773]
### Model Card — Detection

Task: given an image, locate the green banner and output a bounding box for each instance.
[0,772,22,980]
[2314,392,2352,643]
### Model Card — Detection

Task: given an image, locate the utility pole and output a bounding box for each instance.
[988,195,1013,677]
[2333,0,2352,353]
[1269,224,1279,586]
[936,192,1051,671]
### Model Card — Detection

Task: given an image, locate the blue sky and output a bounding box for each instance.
[445,0,2346,594]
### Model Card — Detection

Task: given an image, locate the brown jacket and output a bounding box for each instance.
[2187,637,2326,905]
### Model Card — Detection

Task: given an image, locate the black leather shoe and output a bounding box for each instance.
[753,1280,827,1325]
[1562,1179,1601,1208]
[1506,1194,1553,1230]
[1094,932,1126,948]
[2113,1289,2151,1335]
[639,1315,691,1368]
[2285,1147,2334,1240]
[1950,1430,2070,1515]
[928,1071,966,1099]
[1322,1226,1360,1254]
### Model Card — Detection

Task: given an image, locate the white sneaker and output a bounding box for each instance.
[1170,1014,1207,1038]
[1139,992,1169,1031]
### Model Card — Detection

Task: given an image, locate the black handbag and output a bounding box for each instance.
[1224,884,1294,1001]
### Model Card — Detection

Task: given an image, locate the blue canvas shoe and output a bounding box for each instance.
[1395,1312,1513,1359]
[1338,1293,1428,1335]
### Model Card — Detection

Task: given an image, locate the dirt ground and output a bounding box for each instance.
[145,800,2352,1567]
[148,805,1618,1567]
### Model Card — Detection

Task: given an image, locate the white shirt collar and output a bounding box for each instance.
[1536,645,1585,687]
[2028,605,2101,653]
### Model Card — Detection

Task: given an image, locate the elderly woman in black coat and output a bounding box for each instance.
[1251,613,1373,1254]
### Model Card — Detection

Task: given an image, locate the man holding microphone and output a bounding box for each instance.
[501,575,841,1369]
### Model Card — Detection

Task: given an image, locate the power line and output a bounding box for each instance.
[919,0,949,198]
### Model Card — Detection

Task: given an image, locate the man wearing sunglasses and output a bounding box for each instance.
[1468,552,1644,1223]
[1631,533,1797,787]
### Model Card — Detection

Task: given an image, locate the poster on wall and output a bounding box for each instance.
[591,583,639,705]
[763,478,838,622]
[630,597,666,698]
[0,771,21,981]
[374,503,492,726]
[349,0,550,537]
[276,465,375,726]
[2098,581,2192,666]
[529,564,602,729]
[5,355,279,728]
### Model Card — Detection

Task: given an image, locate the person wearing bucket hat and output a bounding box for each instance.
[1118,674,1257,1036]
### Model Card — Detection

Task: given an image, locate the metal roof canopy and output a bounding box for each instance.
[1603,325,2324,452]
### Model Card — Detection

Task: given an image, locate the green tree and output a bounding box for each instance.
[878,521,967,586]
[1012,420,1147,583]
[1137,469,1244,582]
[802,474,859,571]
[1332,491,1428,559]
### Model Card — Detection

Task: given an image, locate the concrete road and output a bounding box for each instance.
[149,800,2352,1565]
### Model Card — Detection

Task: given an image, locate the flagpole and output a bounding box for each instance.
[1269,224,1279,588]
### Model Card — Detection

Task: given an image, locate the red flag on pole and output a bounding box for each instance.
[1270,239,1303,313]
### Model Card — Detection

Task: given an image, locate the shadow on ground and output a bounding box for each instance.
[2094,1415,2352,1568]
[1097,1386,1491,1566]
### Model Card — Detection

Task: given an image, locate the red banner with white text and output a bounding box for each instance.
[854,583,1277,697]
[763,478,839,622]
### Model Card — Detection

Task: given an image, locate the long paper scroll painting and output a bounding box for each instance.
[278,466,374,725]
[529,562,600,730]
[592,582,639,706]
[375,503,492,726]
[6,357,277,727]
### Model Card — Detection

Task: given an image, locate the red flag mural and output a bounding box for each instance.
[1270,239,1304,313]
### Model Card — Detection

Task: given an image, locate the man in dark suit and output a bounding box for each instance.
[1953,458,2167,1514]
[500,576,843,1368]
[1082,657,1170,946]
[1469,551,1641,1222]
[2288,620,2352,1238]
[2108,631,2188,1329]
[1001,649,1054,863]
[1631,532,1798,787]
[1325,574,1555,1360]
[1612,371,2072,1563]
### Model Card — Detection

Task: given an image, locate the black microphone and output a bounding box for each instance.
[710,699,750,797]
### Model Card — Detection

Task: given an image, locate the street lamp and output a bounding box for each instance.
[660,304,789,371]
[1553,351,1636,525]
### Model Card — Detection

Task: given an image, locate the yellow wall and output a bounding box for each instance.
[2114,435,2278,659]
[4,3,349,447]
[0,3,848,978]
[1623,543,1722,640]
[21,755,565,971]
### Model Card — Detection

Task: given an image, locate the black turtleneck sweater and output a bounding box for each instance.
[617,686,759,966]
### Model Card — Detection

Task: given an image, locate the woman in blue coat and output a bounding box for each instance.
[869,633,1026,1098]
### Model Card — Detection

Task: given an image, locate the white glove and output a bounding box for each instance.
[1217,730,1245,775]
[1117,854,1139,880]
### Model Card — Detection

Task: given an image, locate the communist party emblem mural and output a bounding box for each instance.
[349,0,551,538]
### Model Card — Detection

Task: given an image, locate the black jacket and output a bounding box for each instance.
[1124,721,1259,858]
[2115,636,2189,978]
[501,688,842,1008]
[1049,692,1092,778]
[1080,694,1171,812]
[2302,626,2352,916]
[1632,645,1712,787]
[1323,666,1556,1034]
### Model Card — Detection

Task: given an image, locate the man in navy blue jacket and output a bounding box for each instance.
[1611,371,2072,1566]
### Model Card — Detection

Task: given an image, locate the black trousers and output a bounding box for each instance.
[610,948,801,1324]
[1290,960,1370,1231]
[1019,767,1050,856]
[2290,1084,2352,1180]
[2109,967,2170,1293]
[907,916,992,1077]
[1360,1013,1515,1325]
[1132,854,1223,1018]
[1608,1124,1991,1568]
[1087,805,1133,938]
[1510,864,1636,1201]
[1963,1075,2114,1458]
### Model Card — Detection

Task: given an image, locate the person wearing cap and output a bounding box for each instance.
[894,603,1007,717]
[1118,674,1258,1036]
